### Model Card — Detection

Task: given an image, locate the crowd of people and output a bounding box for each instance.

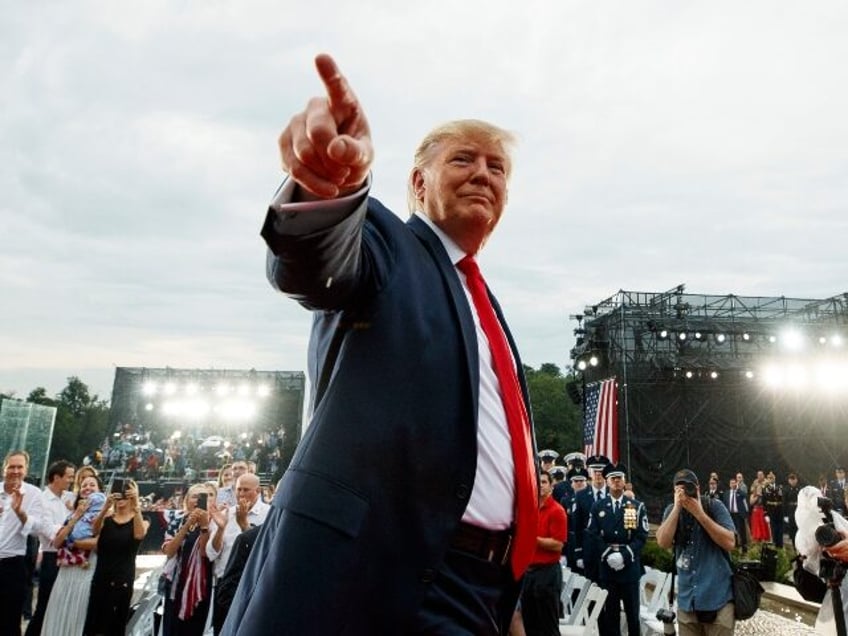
[0,451,273,636]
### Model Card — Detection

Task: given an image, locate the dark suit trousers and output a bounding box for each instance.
[415,547,517,635]
[0,555,26,636]
[24,551,58,636]
[730,512,748,549]
[521,563,562,636]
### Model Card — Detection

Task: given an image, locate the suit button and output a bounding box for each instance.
[420,569,435,583]
[455,484,470,499]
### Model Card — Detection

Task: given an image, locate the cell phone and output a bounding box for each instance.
[111,478,126,499]
[197,493,208,510]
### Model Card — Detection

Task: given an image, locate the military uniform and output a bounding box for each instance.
[586,464,648,636]
[828,473,847,514]
[783,476,802,548]
[575,455,610,581]
[561,468,589,569]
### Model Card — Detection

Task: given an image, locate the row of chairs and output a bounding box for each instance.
[559,565,676,636]
[559,567,609,635]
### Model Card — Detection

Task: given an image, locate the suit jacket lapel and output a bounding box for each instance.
[408,216,479,409]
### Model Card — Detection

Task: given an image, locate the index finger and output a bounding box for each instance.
[315,54,358,122]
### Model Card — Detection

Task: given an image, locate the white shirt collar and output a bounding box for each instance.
[414,211,467,265]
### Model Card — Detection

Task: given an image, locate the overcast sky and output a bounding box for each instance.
[2,1,846,401]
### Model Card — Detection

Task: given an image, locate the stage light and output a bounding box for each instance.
[715,333,727,344]
[678,332,687,342]
[215,400,257,420]
[257,385,271,398]
[762,365,783,388]
[742,333,751,341]
[768,335,777,344]
[709,371,719,379]
[238,383,251,397]
[142,382,157,396]
[658,330,669,340]
[780,328,805,352]
[744,370,755,379]
[215,383,231,397]
[185,383,199,396]
[589,355,599,367]
[685,370,694,379]
[832,335,844,347]
[164,382,177,395]
[576,360,588,371]
[694,332,704,341]
[144,403,154,411]
[819,336,828,345]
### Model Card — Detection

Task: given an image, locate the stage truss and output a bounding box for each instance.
[570,286,848,511]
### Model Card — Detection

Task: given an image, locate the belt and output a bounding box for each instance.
[450,522,513,565]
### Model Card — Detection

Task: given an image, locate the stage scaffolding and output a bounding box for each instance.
[570,285,848,511]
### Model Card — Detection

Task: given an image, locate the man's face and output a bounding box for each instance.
[709,479,718,491]
[539,473,552,499]
[232,462,248,479]
[788,476,798,486]
[413,134,508,252]
[52,466,74,491]
[236,475,261,507]
[608,475,625,497]
[837,469,845,481]
[572,479,587,492]
[3,454,28,488]
[729,478,737,490]
[736,473,744,483]
[592,470,606,488]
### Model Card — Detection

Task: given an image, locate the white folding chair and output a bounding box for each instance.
[560,573,592,626]
[125,592,162,636]
[559,583,608,636]
[642,575,677,636]
[638,569,670,635]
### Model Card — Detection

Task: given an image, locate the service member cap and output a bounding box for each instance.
[603,462,626,479]
[567,467,589,482]
[673,468,699,486]
[538,449,559,462]
[563,451,587,466]
[585,454,611,471]
[550,465,567,479]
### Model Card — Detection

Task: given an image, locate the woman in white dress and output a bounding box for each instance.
[41,474,104,636]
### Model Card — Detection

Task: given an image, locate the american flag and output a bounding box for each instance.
[583,378,618,461]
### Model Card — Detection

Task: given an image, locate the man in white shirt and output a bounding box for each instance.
[25,460,75,636]
[0,450,46,636]
[208,473,269,634]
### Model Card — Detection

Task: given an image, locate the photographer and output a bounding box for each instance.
[656,469,736,636]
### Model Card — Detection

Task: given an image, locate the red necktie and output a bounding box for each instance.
[458,255,538,579]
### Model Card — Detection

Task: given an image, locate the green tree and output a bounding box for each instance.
[524,363,582,456]
[47,377,111,464]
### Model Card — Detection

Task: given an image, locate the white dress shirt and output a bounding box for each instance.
[206,498,271,578]
[0,481,44,559]
[38,487,75,552]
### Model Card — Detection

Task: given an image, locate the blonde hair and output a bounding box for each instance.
[406,119,517,213]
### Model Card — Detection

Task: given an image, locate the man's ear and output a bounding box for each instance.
[411,168,426,203]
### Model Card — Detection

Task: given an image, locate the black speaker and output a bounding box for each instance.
[760,544,778,581]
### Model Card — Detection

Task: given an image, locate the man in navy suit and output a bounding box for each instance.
[222,54,538,635]
[723,477,749,554]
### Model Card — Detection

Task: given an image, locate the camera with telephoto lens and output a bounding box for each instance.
[682,482,698,498]
[814,496,847,581]
[656,608,677,635]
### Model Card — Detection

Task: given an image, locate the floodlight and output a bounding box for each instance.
[257,385,271,397]
[216,383,231,397]
[589,355,599,367]
[685,370,694,379]
[164,382,177,395]
[709,371,719,379]
[142,382,157,396]
[185,383,199,396]
[715,333,727,344]
[832,335,844,347]
[742,333,751,341]
[576,360,588,371]
[768,335,777,344]
[658,329,669,339]
[237,383,250,397]
[144,403,154,411]
[744,370,754,379]
[678,332,687,341]
[780,328,804,352]
[694,332,704,341]
[819,336,828,345]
